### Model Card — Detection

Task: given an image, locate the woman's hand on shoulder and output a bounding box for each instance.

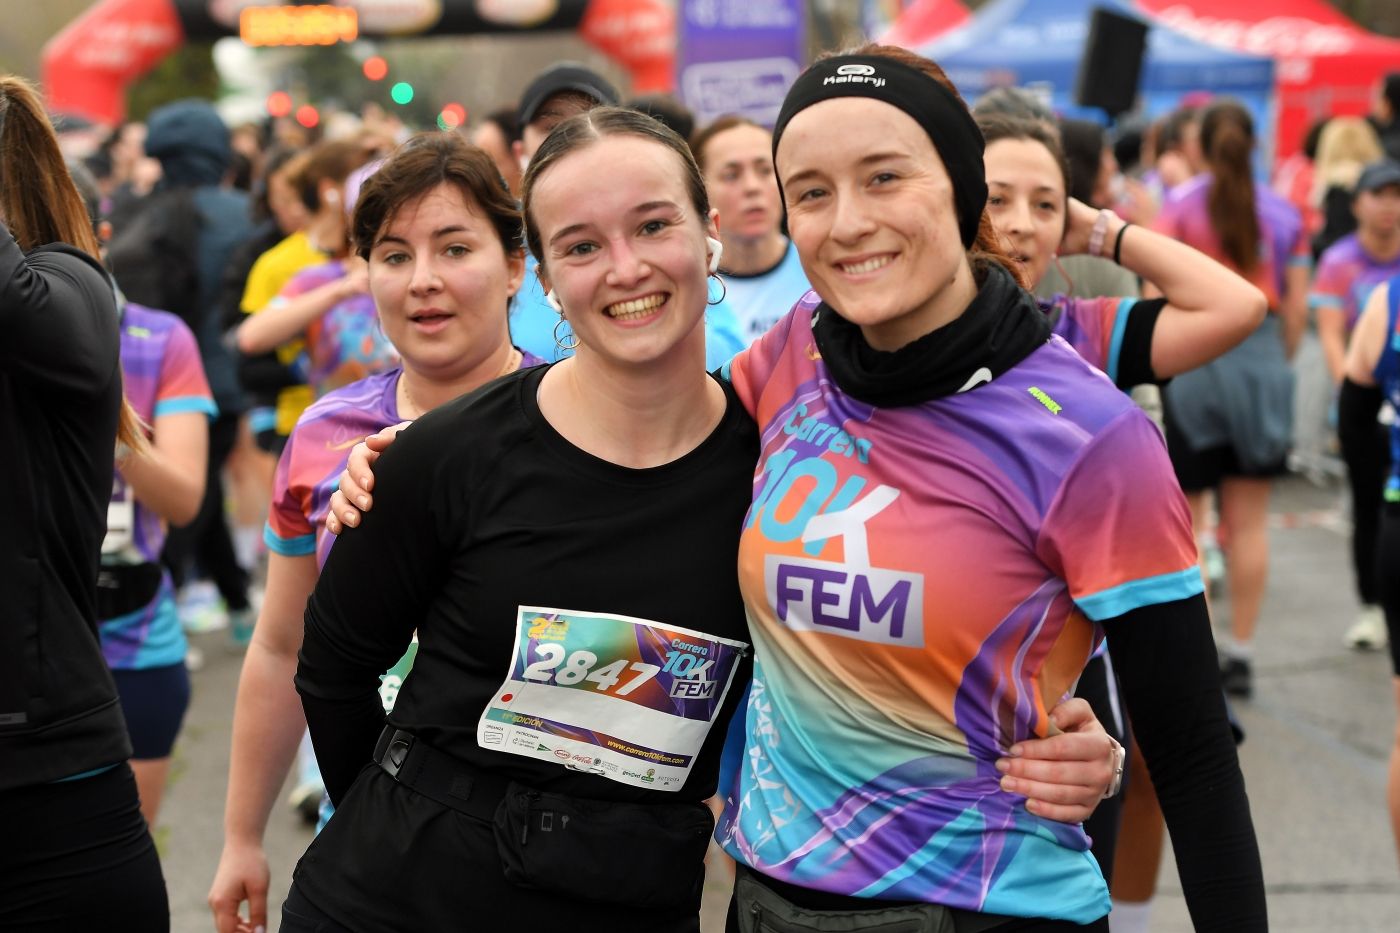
[325,422,408,534]
[995,696,1118,824]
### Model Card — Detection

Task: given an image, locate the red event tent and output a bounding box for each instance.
[880,0,970,49]
[1136,0,1400,158]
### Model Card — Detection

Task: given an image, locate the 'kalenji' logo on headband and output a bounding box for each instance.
[825,63,886,88]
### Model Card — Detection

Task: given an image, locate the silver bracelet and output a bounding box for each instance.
[1102,736,1126,799]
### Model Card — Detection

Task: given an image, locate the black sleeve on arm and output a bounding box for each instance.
[1113,296,1167,390]
[1103,594,1266,932]
[0,228,118,395]
[1338,377,1385,462]
[296,420,454,804]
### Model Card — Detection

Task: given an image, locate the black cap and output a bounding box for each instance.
[518,63,619,126]
[1355,159,1400,196]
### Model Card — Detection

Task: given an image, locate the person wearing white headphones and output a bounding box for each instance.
[506,63,746,367]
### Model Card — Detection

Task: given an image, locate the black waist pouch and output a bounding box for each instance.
[734,868,1014,933]
[96,561,164,619]
[492,782,713,911]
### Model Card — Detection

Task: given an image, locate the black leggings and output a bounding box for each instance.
[162,412,250,610]
[0,764,168,932]
[1340,421,1391,606]
[1379,503,1400,675]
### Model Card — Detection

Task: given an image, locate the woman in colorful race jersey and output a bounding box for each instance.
[1339,273,1400,867]
[293,107,1119,933]
[712,47,1262,931]
[207,132,539,933]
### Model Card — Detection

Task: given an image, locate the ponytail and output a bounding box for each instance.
[0,76,146,454]
[1201,100,1259,274]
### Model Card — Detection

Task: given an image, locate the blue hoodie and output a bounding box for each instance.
[144,100,253,411]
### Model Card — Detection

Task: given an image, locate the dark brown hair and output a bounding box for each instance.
[977,114,1074,236]
[978,114,1073,197]
[689,115,765,173]
[352,131,523,260]
[0,76,145,451]
[521,106,711,269]
[1200,99,1259,273]
[822,43,1027,288]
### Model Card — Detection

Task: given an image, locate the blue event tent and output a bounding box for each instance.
[919,0,1275,142]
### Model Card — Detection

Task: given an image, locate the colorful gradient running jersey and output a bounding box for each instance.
[1045,294,1143,387]
[716,296,1202,922]
[265,356,543,568]
[272,260,399,399]
[102,303,217,669]
[1311,234,1400,332]
[1155,176,1308,309]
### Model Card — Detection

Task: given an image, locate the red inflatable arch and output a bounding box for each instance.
[42,0,675,126]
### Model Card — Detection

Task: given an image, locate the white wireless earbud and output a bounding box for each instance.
[706,236,724,275]
[324,189,339,204]
[545,290,563,312]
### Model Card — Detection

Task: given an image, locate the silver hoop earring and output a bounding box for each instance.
[553,316,580,352]
[707,272,727,307]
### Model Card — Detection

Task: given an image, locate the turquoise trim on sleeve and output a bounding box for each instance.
[1288,255,1312,269]
[1104,297,1135,387]
[52,763,119,783]
[1308,294,1344,309]
[153,396,219,418]
[719,358,734,383]
[264,523,316,557]
[1076,566,1205,621]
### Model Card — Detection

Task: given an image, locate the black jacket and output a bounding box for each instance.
[0,225,131,790]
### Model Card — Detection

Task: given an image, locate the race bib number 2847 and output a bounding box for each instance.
[477,606,748,791]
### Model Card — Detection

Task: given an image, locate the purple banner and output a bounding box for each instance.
[677,0,805,127]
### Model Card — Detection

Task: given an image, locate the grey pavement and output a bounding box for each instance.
[158,474,1399,932]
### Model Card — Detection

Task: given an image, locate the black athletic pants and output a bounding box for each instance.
[0,764,168,932]
[1339,421,1390,606]
[162,412,250,611]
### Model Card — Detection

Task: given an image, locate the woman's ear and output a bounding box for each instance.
[506,248,527,298]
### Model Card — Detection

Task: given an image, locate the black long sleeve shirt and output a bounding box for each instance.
[0,227,131,788]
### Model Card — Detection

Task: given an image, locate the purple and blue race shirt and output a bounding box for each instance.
[716,293,1201,922]
[102,303,217,670]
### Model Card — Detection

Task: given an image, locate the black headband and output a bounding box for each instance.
[772,53,987,249]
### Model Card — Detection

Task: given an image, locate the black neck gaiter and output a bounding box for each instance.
[812,262,1051,408]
